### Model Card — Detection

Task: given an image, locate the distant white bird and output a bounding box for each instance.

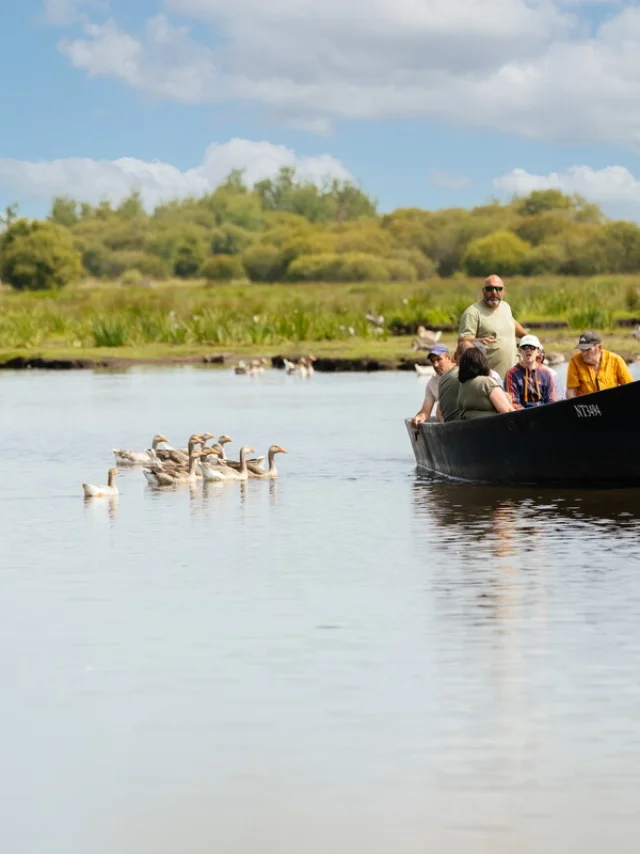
[412,327,442,351]
[365,313,385,328]
[632,325,640,341]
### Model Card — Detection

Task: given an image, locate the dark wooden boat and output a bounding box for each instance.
[406,381,640,487]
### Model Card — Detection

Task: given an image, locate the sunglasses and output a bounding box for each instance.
[519,345,538,351]
[484,286,503,293]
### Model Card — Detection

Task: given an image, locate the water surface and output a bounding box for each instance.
[1,366,640,854]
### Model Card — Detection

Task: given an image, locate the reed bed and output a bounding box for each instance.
[0,276,638,351]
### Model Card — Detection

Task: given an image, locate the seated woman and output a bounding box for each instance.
[458,347,515,420]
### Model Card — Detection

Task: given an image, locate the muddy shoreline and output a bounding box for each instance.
[0,353,443,372]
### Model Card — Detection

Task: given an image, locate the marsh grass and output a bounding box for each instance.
[0,275,638,352]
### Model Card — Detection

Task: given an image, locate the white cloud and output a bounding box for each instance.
[493,165,640,219]
[429,170,470,190]
[43,0,107,26]
[51,1,640,149]
[0,138,353,209]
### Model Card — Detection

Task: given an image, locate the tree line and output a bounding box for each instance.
[1,167,639,291]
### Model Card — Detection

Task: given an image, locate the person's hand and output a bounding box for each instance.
[480,336,497,345]
[411,412,427,427]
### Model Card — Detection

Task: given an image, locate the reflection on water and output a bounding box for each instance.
[2,368,640,854]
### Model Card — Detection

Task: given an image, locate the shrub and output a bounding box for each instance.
[387,249,437,280]
[462,230,531,277]
[211,224,255,255]
[91,316,130,347]
[0,219,83,290]
[120,269,144,287]
[242,245,287,282]
[334,252,390,282]
[199,254,245,282]
[286,253,342,282]
[521,242,566,275]
[384,258,418,282]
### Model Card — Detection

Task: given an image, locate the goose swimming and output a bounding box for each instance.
[82,467,119,498]
[113,434,172,466]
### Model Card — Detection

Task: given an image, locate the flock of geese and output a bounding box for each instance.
[234,355,317,377]
[81,433,287,498]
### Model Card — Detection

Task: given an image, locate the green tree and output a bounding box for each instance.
[0,219,83,290]
[462,230,531,276]
[516,189,574,216]
[199,254,245,282]
[242,244,287,282]
[49,196,79,227]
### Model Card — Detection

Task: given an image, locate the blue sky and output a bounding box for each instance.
[2,0,640,218]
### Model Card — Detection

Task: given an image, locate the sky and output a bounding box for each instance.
[3,0,640,218]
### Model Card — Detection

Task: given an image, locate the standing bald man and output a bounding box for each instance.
[458,274,528,380]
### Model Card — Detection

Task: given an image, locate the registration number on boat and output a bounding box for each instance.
[574,403,602,418]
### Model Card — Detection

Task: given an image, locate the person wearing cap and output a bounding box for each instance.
[410,343,454,426]
[458,274,528,380]
[505,334,557,409]
[566,331,633,398]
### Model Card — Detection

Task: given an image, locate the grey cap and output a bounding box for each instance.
[575,330,602,350]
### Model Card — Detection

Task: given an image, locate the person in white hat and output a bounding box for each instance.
[504,334,557,409]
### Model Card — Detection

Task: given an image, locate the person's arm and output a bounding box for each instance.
[459,306,495,346]
[617,356,634,386]
[489,387,515,413]
[411,389,436,426]
[514,319,529,338]
[565,357,579,399]
[544,370,557,404]
[504,368,522,409]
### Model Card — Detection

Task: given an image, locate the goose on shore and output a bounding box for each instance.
[113,434,171,466]
[82,467,119,498]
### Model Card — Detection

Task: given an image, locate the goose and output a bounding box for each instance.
[143,447,207,487]
[247,445,287,479]
[113,434,171,466]
[296,357,313,378]
[234,361,249,375]
[212,440,265,473]
[198,449,229,482]
[412,327,441,351]
[82,467,119,498]
[210,445,255,481]
[414,363,436,377]
[283,358,297,374]
[153,434,205,466]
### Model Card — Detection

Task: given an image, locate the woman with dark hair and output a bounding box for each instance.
[457,347,515,420]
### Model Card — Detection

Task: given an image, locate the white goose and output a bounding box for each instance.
[82,467,119,498]
[113,433,172,466]
[210,445,255,481]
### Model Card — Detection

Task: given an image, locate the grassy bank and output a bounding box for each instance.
[1,276,639,365]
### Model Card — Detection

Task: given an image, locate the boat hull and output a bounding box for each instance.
[407,381,640,487]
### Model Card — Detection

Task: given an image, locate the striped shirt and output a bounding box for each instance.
[505,363,556,409]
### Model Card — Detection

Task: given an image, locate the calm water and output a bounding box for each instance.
[2,365,640,854]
